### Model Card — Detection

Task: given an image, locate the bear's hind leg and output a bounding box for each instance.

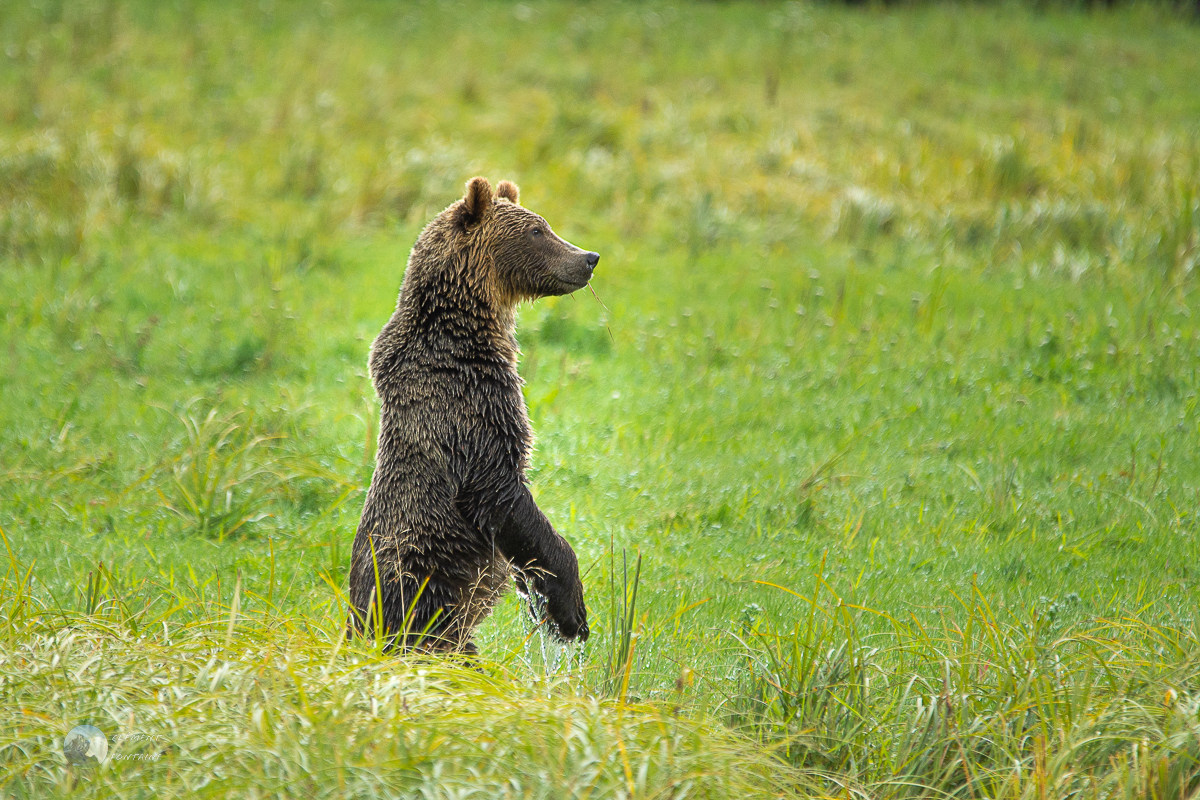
[375,572,462,652]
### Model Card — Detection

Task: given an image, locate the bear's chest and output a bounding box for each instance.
[382,358,531,475]
[465,372,532,448]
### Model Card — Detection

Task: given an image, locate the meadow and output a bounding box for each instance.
[2,0,1200,796]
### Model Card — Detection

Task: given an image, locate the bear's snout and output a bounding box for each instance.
[554,248,599,293]
[576,251,600,284]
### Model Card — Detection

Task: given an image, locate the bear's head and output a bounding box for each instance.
[454,176,599,305]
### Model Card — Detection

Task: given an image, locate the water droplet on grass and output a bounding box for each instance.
[516,585,585,680]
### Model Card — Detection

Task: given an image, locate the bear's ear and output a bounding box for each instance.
[496,180,520,205]
[460,176,493,226]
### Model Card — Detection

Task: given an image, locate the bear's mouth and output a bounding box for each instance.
[556,253,598,293]
[560,274,592,292]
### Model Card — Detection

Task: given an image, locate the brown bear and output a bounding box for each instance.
[347,176,596,654]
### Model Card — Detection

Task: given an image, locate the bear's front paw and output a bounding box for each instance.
[549,601,589,642]
[539,577,589,643]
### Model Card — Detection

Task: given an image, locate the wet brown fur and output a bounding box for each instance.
[348,177,597,653]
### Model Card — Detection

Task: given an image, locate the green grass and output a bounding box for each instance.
[2,0,1200,796]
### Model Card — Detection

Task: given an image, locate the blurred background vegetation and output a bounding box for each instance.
[2,1,1200,797]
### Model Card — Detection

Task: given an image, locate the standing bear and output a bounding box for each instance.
[348,177,596,654]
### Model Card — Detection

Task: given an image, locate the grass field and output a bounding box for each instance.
[3,0,1200,796]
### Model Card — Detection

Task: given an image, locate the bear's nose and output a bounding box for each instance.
[585,252,600,269]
